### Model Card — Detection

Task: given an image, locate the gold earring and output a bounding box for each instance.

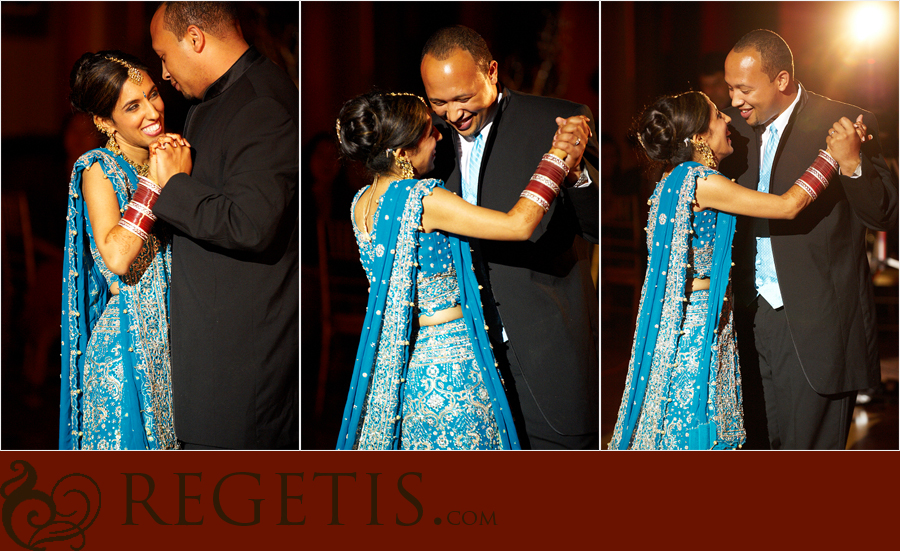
[396,156,415,180]
[95,121,113,138]
[102,128,122,157]
[694,137,718,169]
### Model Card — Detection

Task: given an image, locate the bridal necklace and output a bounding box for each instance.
[106,135,150,178]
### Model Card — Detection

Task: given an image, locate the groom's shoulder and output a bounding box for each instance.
[505,88,589,117]
[803,89,872,119]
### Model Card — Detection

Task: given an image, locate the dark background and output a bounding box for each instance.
[300,1,599,449]
[600,1,899,448]
[1,1,298,449]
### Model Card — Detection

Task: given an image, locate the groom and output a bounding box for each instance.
[420,26,599,449]
[720,29,897,449]
[149,2,299,449]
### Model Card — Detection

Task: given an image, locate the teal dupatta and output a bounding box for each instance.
[610,162,744,450]
[60,149,175,450]
[337,178,519,450]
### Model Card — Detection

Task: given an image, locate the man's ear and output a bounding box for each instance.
[186,25,205,53]
[774,70,791,93]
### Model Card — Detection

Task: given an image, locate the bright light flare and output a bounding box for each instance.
[851,3,889,42]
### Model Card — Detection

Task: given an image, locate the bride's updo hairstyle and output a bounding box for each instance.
[634,91,712,167]
[336,91,431,176]
[69,50,151,119]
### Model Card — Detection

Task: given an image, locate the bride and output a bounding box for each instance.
[334,91,586,449]
[61,50,187,450]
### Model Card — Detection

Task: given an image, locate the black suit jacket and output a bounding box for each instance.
[720,84,897,395]
[153,48,299,448]
[431,86,599,436]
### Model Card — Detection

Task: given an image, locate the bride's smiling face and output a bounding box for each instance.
[404,117,443,177]
[697,97,733,163]
[97,70,165,151]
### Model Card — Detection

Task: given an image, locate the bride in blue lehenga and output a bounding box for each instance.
[61,51,187,450]
[609,91,861,450]
[334,92,585,449]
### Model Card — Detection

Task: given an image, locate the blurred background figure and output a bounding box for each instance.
[697,51,731,110]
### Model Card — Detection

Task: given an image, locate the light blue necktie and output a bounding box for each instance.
[755,125,783,308]
[463,132,486,205]
[460,131,508,341]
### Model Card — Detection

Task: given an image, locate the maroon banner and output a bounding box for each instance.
[0,450,897,548]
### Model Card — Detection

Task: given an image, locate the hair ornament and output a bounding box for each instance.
[385,91,428,107]
[684,137,691,145]
[105,55,142,85]
[335,118,342,145]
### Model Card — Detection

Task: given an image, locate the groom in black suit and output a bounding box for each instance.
[149,2,299,449]
[420,26,599,449]
[720,29,897,449]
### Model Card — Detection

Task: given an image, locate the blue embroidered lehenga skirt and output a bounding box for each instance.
[401,318,501,450]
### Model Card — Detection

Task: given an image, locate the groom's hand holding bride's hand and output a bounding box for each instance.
[826,114,871,176]
[551,115,592,183]
[149,133,192,188]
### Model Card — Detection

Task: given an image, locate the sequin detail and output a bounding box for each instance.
[401,318,500,449]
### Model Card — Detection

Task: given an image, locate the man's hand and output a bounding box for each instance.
[149,133,192,188]
[552,115,592,181]
[825,114,871,176]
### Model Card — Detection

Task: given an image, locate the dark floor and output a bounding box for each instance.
[601,277,900,450]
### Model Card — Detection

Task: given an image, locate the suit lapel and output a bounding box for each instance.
[475,86,510,206]
[769,84,809,194]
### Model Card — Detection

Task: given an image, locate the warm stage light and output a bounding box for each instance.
[851,3,889,43]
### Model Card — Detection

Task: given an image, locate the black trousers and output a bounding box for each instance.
[740,296,856,450]
[496,340,599,450]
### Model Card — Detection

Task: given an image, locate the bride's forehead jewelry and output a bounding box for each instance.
[385,92,428,107]
[105,55,143,85]
[335,119,342,144]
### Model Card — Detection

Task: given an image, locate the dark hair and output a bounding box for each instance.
[336,92,431,176]
[421,25,492,75]
[732,29,794,81]
[69,50,151,119]
[161,1,239,40]
[634,91,712,166]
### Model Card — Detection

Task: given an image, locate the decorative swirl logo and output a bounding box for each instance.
[1,460,101,550]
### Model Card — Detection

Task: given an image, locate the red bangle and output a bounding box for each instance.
[117,177,161,241]
[794,150,838,200]
[520,153,569,211]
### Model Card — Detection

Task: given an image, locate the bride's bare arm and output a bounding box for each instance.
[420,186,546,240]
[421,117,589,240]
[82,163,147,276]
[694,172,813,220]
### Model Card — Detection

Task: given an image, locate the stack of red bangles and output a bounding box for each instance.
[117,176,161,241]
[794,149,839,200]
[520,153,569,212]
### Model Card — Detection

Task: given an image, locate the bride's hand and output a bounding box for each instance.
[162,133,190,149]
[148,143,160,186]
[150,134,193,186]
[551,115,591,171]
